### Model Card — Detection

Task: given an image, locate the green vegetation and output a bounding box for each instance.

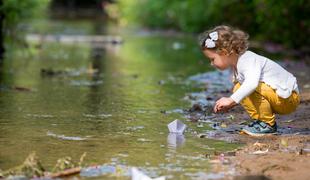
[0,0,50,60]
[115,0,309,48]
[1,0,49,31]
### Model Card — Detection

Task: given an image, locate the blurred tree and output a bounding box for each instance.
[0,0,49,61]
[50,0,114,18]
[254,0,310,48]
[114,0,310,49]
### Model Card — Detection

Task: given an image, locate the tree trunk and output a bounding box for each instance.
[0,0,4,61]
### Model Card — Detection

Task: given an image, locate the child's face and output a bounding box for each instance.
[202,49,231,70]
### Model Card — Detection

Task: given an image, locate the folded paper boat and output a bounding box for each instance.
[167,119,187,134]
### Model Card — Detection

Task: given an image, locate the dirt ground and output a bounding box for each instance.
[190,61,310,180]
[208,60,310,180]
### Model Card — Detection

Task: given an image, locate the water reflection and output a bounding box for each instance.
[0,18,241,179]
[167,133,185,149]
[82,44,105,113]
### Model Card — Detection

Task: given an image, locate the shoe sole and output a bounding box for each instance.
[241,129,277,137]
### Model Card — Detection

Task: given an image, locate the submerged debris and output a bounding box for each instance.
[1,152,87,179]
[1,152,45,178]
[40,67,100,78]
[41,68,70,77]
[0,85,34,92]
[52,157,76,173]
[13,86,33,92]
[49,167,81,178]
[47,152,86,178]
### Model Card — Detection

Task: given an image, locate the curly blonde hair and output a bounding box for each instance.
[199,25,249,55]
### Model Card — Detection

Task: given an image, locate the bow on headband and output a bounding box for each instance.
[205,31,218,48]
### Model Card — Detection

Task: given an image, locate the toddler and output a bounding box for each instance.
[199,25,300,137]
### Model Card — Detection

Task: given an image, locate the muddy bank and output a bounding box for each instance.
[231,90,310,180]
[185,60,310,180]
[234,135,310,180]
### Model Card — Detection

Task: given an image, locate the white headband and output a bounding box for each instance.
[205,31,218,48]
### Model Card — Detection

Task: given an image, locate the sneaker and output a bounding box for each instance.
[241,120,277,137]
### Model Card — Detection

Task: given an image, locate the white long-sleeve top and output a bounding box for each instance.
[230,51,299,103]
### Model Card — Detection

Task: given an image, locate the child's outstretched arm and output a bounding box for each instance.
[215,58,262,113]
[214,97,236,113]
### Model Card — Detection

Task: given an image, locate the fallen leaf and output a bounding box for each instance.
[252,149,269,155]
[280,139,288,147]
[220,123,227,128]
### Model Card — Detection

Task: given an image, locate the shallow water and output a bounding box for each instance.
[0,19,239,179]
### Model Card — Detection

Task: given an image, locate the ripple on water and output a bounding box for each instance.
[47,131,88,141]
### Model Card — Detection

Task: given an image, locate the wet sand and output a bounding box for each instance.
[232,90,310,180]
[235,60,310,180]
[188,60,310,180]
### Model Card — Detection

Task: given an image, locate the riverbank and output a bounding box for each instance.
[190,60,310,180]
[233,88,310,180]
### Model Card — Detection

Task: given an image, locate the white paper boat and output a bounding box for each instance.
[131,167,165,180]
[167,119,187,134]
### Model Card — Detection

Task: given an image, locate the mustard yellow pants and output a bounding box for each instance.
[233,82,300,126]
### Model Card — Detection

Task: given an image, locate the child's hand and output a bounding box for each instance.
[214,97,237,113]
